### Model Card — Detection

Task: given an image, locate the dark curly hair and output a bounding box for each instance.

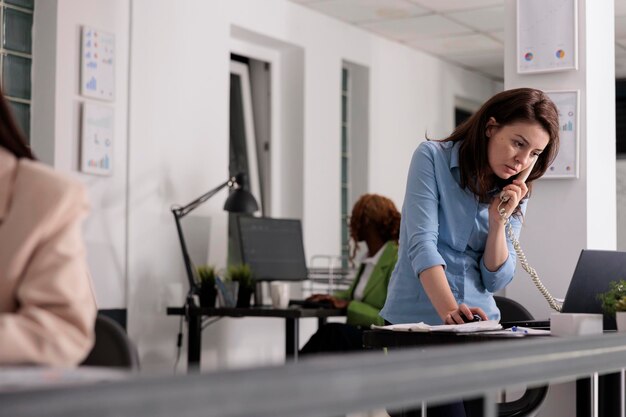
[0,88,34,159]
[349,194,400,263]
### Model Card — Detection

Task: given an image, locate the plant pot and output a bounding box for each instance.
[217,281,239,307]
[199,284,217,308]
[616,312,626,332]
[236,286,253,308]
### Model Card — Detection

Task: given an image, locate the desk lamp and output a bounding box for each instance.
[171,173,259,305]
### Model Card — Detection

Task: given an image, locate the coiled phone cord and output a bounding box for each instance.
[498,199,562,312]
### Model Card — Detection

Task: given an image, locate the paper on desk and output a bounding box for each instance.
[489,326,551,336]
[371,320,502,333]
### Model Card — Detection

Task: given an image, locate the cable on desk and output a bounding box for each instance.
[174,314,184,374]
[174,291,193,374]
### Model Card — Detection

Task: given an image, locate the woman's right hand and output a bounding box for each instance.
[443,303,488,324]
[306,294,349,309]
[306,293,330,302]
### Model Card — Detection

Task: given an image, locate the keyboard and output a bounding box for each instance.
[499,319,551,330]
[289,299,335,309]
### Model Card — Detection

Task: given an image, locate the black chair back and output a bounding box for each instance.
[81,315,140,370]
[494,295,534,321]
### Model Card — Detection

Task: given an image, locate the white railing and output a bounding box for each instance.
[3,333,626,417]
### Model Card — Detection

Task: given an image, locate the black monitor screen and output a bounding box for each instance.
[237,216,308,281]
[561,250,626,330]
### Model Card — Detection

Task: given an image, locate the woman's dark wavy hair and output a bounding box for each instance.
[440,88,559,203]
[349,194,400,263]
[0,89,34,159]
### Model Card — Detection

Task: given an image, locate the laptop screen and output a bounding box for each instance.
[561,249,626,330]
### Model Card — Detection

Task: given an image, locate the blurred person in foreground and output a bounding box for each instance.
[0,90,96,365]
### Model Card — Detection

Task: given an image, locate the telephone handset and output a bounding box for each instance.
[497,157,562,311]
[500,157,537,203]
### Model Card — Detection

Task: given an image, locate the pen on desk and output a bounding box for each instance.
[511,326,528,334]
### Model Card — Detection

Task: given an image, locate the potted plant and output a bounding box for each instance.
[615,296,626,332]
[227,264,254,308]
[197,264,217,308]
[598,279,626,331]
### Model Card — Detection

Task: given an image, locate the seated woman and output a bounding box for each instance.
[0,89,97,365]
[300,194,400,354]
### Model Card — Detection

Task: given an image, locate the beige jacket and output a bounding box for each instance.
[0,148,96,365]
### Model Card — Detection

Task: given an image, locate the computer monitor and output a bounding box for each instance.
[560,249,626,330]
[237,216,308,281]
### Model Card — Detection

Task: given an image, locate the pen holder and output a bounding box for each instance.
[550,313,603,336]
[270,282,290,309]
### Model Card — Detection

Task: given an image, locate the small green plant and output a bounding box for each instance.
[196,264,216,288]
[597,280,626,315]
[227,264,254,291]
[615,296,626,313]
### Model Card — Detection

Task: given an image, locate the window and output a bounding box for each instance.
[340,67,350,268]
[229,60,261,204]
[455,107,472,127]
[0,0,33,140]
[228,55,268,265]
[454,96,480,128]
[616,80,626,157]
[340,62,369,268]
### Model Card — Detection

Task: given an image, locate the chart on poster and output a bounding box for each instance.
[517,0,577,73]
[80,26,115,100]
[544,90,578,179]
[81,103,114,176]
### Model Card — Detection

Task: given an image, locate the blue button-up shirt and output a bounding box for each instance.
[380,140,525,325]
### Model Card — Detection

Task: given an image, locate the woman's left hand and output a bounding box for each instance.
[489,179,528,224]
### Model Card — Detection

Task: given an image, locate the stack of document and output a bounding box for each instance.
[371,320,502,333]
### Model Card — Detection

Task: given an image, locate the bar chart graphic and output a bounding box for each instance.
[80,26,115,101]
[545,90,578,178]
[81,103,114,176]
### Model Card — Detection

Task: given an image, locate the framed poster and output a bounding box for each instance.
[544,90,579,179]
[80,102,114,176]
[517,0,577,74]
[80,26,115,101]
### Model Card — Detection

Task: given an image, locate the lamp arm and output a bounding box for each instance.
[173,178,233,218]
[170,176,235,295]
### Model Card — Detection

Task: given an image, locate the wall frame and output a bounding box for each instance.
[543,90,579,179]
[517,0,578,74]
[80,26,115,101]
[80,102,114,176]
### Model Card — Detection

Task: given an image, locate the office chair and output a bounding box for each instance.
[494,296,548,417]
[81,315,140,370]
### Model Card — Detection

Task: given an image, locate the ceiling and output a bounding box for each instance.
[289,0,626,81]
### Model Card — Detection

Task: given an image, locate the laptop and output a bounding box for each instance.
[500,250,626,331]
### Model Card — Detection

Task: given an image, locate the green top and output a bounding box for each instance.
[335,242,398,327]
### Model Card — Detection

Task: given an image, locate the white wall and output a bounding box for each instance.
[127,0,498,370]
[32,0,130,309]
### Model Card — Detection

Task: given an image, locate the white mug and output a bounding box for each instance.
[270,282,290,309]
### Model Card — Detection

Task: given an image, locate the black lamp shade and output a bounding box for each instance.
[223,188,259,213]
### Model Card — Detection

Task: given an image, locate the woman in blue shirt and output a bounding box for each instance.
[381,88,559,327]
[381,88,560,416]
